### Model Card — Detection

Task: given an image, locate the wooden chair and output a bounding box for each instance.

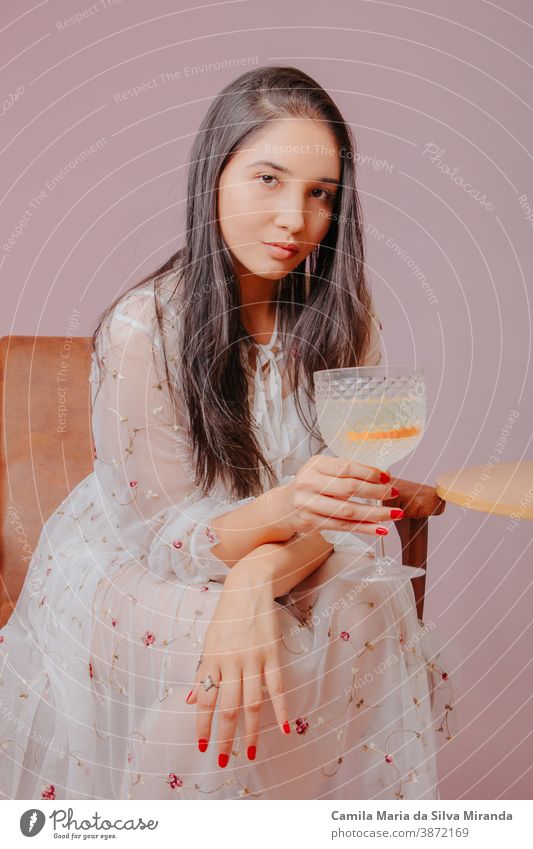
[0,336,446,628]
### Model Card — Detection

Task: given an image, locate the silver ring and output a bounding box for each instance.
[201,674,219,693]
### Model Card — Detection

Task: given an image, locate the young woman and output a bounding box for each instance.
[0,65,456,800]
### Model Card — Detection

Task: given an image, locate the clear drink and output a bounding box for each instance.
[315,394,424,467]
[313,366,427,582]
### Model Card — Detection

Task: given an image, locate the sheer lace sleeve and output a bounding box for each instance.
[89,285,254,585]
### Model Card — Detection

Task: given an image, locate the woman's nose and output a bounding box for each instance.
[273,191,306,233]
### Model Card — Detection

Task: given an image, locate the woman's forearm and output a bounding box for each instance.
[208,486,293,567]
[226,530,335,598]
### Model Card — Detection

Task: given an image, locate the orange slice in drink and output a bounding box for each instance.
[346,425,421,441]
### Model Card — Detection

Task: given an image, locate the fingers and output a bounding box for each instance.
[316,455,391,486]
[263,654,291,736]
[242,665,264,761]
[316,472,398,502]
[184,656,206,705]
[194,666,221,754]
[293,491,403,533]
[215,667,242,769]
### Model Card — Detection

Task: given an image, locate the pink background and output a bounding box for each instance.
[1,0,532,799]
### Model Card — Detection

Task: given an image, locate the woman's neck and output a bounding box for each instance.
[240,300,278,345]
[234,259,279,343]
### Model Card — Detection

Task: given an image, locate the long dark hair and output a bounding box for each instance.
[91,65,375,501]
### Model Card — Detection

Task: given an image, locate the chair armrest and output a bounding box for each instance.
[383,476,446,518]
[381,478,445,622]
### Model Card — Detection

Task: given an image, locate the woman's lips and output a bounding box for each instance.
[262,242,298,260]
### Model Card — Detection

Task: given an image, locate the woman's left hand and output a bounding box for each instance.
[185,561,291,768]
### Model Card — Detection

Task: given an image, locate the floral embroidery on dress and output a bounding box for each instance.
[0,275,459,801]
[295,717,309,734]
[41,783,56,800]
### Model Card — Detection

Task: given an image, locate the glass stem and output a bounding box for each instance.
[369,498,387,561]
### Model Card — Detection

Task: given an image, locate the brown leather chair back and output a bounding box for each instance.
[0,336,94,627]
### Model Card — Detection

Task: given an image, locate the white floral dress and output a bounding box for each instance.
[0,275,458,800]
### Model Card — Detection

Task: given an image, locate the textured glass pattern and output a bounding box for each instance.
[314,366,427,581]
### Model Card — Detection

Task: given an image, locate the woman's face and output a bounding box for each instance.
[217,118,342,283]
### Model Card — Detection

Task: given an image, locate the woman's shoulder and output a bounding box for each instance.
[115,264,181,317]
[102,267,182,348]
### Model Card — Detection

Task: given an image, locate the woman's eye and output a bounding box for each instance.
[257,173,278,186]
[256,174,335,201]
[310,188,334,201]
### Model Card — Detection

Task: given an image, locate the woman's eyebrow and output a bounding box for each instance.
[246,159,340,185]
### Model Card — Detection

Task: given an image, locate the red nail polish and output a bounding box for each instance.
[390,509,404,519]
[391,486,400,497]
[283,721,291,734]
[218,752,229,768]
[376,527,389,535]
[380,472,391,483]
[185,689,193,703]
[198,738,208,753]
[247,745,256,760]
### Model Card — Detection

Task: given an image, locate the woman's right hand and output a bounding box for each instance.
[276,455,403,537]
